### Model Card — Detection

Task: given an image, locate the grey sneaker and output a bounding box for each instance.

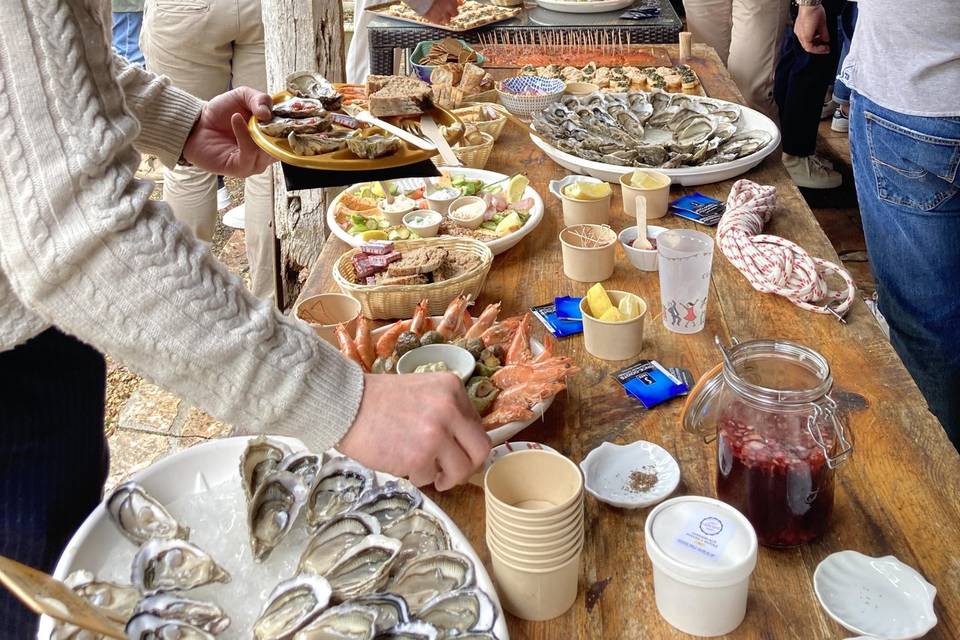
[782,153,842,189]
[821,99,838,120]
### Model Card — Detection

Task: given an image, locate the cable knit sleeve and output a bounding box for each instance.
[0,0,365,452]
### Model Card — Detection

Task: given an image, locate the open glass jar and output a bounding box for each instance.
[682,338,853,548]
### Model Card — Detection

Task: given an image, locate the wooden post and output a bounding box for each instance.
[261,0,346,310]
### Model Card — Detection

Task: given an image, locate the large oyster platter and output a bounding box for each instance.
[41,437,509,639]
[530,90,780,186]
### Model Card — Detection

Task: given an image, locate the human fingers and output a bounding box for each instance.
[234,86,273,122]
[447,388,490,470]
[434,439,474,491]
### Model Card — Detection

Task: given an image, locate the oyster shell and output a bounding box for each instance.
[418,588,496,634]
[125,613,214,640]
[288,131,352,156]
[281,451,323,487]
[254,574,332,640]
[131,539,230,595]
[346,133,402,160]
[307,458,377,530]
[272,97,329,119]
[106,482,189,545]
[291,603,378,640]
[240,436,292,501]
[674,115,716,146]
[249,470,309,562]
[298,512,381,576]
[353,480,423,526]
[386,551,475,611]
[344,594,411,633]
[260,115,332,138]
[381,510,450,571]
[286,71,343,110]
[374,621,439,640]
[325,534,402,600]
[63,570,139,622]
[132,594,230,634]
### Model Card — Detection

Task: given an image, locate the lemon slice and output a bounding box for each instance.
[599,307,625,322]
[358,229,388,242]
[576,181,611,200]
[586,283,613,318]
[506,174,529,203]
[630,170,662,189]
[618,294,640,320]
[495,212,523,236]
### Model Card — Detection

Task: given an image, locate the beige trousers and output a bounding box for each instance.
[141,0,276,301]
[683,0,789,118]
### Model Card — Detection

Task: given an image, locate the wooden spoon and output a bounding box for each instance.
[632,195,654,250]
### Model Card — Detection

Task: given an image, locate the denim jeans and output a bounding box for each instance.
[112,11,145,67]
[850,92,960,451]
[832,2,858,104]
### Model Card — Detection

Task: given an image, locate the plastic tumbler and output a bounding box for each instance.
[657,229,714,334]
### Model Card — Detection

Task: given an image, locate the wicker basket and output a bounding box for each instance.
[453,103,508,141]
[333,238,494,320]
[434,131,495,169]
[497,76,566,120]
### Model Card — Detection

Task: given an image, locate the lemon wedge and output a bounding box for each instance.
[506,174,529,203]
[562,180,611,201]
[618,294,640,320]
[586,283,613,318]
[630,170,664,189]
[495,212,523,236]
[599,307,625,322]
[358,229,388,242]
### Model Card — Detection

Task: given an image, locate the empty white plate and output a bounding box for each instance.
[579,440,680,509]
[814,550,938,639]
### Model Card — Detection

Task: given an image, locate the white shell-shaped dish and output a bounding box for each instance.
[579,441,680,509]
[326,168,544,256]
[814,550,937,640]
[40,437,509,640]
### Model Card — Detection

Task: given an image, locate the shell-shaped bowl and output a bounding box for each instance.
[813,550,938,640]
[579,441,680,509]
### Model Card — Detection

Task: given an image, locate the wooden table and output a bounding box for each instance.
[300,45,960,638]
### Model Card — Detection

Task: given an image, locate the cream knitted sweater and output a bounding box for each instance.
[0,1,364,451]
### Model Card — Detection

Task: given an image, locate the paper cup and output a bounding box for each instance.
[293,293,363,347]
[579,291,647,361]
[619,170,671,219]
[486,493,583,528]
[559,224,617,283]
[487,504,584,538]
[484,450,584,518]
[658,229,715,335]
[489,533,583,571]
[490,546,582,621]
[487,524,584,560]
[549,176,612,226]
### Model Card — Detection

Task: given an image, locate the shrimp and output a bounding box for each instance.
[409,299,431,336]
[532,333,555,363]
[497,381,566,406]
[482,404,535,430]
[481,315,522,348]
[465,302,501,339]
[354,316,375,371]
[491,358,577,388]
[336,323,368,372]
[505,313,533,365]
[375,319,411,358]
[437,293,471,340]
[461,306,475,333]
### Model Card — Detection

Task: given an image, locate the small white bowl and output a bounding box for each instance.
[814,551,938,640]
[380,194,418,225]
[619,225,668,272]
[396,344,476,383]
[402,210,442,238]
[424,186,462,213]
[448,195,487,230]
[579,440,680,509]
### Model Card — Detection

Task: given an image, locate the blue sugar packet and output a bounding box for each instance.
[531,302,583,337]
[670,192,725,226]
[613,360,691,409]
[554,296,583,321]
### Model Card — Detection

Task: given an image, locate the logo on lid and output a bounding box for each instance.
[700,517,723,536]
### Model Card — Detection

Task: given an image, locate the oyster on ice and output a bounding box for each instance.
[281,451,323,487]
[353,480,422,526]
[288,130,352,156]
[125,613,214,640]
[325,534,402,600]
[240,436,292,501]
[298,512,381,576]
[248,470,309,562]
[346,133,402,160]
[387,550,475,611]
[291,603,379,640]
[344,593,411,633]
[381,510,450,571]
[62,569,139,622]
[132,594,230,634]
[286,71,343,110]
[306,458,377,530]
[375,621,440,640]
[106,482,189,545]
[418,588,496,634]
[131,538,230,595]
[253,574,332,640]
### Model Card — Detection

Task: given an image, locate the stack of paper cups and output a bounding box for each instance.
[484,450,585,621]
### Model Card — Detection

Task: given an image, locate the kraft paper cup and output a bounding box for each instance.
[486,493,583,528]
[487,505,584,539]
[293,293,363,347]
[619,170,671,219]
[490,546,582,621]
[484,450,585,518]
[487,524,583,560]
[487,533,583,571]
[559,224,617,283]
[579,291,647,361]
[549,176,612,226]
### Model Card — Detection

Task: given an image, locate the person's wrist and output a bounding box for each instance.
[178,107,205,166]
[795,0,822,6]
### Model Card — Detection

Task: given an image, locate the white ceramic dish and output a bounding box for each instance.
[371,317,554,446]
[619,225,668,272]
[397,343,477,382]
[403,209,442,237]
[814,551,938,640]
[535,0,635,13]
[327,168,545,256]
[530,95,781,186]
[40,437,510,640]
[579,440,680,508]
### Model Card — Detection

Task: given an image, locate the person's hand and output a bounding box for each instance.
[795,5,831,54]
[424,0,463,24]
[181,86,274,178]
[338,372,490,491]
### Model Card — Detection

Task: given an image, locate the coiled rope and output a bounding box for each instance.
[716,179,856,319]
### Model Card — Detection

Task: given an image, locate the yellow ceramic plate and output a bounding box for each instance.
[248,89,464,171]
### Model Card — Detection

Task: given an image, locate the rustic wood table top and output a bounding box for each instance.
[298,45,960,638]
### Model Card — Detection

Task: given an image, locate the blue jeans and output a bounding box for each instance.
[112,11,145,67]
[850,92,960,451]
[832,3,858,104]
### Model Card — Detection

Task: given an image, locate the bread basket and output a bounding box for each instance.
[333,238,494,319]
[453,103,508,140]
[497,76,565,119]
[435,130,495,169]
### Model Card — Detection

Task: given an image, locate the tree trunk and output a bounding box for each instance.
[261,0,346,309]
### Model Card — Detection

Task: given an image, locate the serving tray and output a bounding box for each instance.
[366,0,521,33]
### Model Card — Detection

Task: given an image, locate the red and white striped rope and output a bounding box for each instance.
[716,179,856,318]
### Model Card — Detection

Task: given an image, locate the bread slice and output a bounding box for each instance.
[387,247,448,277]
[368,76,433,117]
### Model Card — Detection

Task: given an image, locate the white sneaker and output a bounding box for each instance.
[821,99,838,120]
[831,107,849,133]
[782,153,842,189]
[222,204,246,230]
[217,186,231,210]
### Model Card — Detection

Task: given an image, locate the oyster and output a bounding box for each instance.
[353,480,423,526]
[286,71,343,110]
[325,534,402,600]
[62,570,139,622]
[288,131,352,156]
[674,115,716,146]
[131,538,230,595]
[254,574,332,640]
[249,470,309,562]
[307,458,377,530]
[281,451,323,487]
[345,594,411,633]
[125,613,214,640]
[386,551,475,611]
[292,603,379,640]
[418,588,496,634]
[260,115,332,138]
[454,634,500,640]
[374,621,440,640]
[240,436,292,501]
[346,133,402,160]
[106,482,189,545]
[273,97,329,119]
[298,512,381,576]
[381,510,450,571]
[132,594,230,634]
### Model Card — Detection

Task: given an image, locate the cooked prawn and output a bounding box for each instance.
[336,323,368,372]
[482,404,535,430]
[505,313,533,365]
[532,333,555,363]
[409,299,431,336]
[491,358,577,388]
[497,381,566,406]
[481,315,522,348]
[465,302,501,340]
[461,305,475,334]
[354,316,375,370]
[437,293,471,339]
[375,319,411,358]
